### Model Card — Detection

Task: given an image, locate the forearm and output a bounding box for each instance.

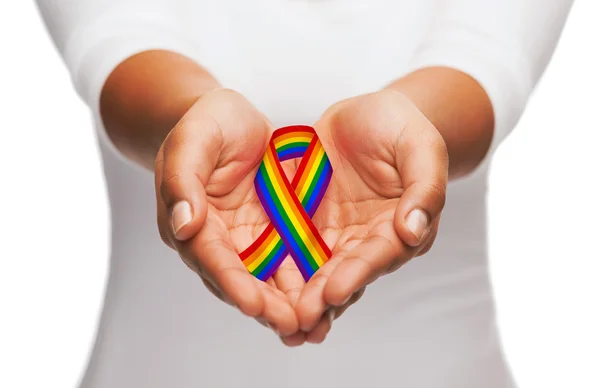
[100,50,220,170]
[386,67,494,179]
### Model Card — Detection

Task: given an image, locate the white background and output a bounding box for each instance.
[1,1,599,387]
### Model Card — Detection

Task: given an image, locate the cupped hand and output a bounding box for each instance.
[154,89,305,337]
[295,90,449,341]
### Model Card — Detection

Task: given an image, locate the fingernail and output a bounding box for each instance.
[171,201,192,239]
[406,208,429,242]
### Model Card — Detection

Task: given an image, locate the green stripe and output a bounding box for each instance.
[301,155,328,270]
[301,153,327,207]
[260,164,313,263]
[261,164,314,267]
[251,239,284,276]
[275,141,310,153]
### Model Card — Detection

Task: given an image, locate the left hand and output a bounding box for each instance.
[292,90,449,343]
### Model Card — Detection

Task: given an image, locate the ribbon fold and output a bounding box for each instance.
[239,125,333,282]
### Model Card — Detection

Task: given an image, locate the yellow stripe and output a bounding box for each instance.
[242,227,278,264]
[246,232,281,271]
[274,136,312,149]
[296,144,328,266]
[299,145,325,200]
[263,149,323,261]
[296,141,321,197]
[264,147,328,265]
[273,131,313,144]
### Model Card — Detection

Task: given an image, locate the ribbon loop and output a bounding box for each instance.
[239,125,333,281]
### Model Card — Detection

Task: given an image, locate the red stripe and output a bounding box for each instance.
[240,134,316,260]
[240,125,331,264]
[291,136,318,187]
[272,125,315,140]
[268,141,331,259]
[239,223,274,260]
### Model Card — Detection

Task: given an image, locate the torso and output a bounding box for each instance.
[81,1,516,387]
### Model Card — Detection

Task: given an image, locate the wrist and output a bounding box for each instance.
[100,50,220,170]
[385,67,494,178]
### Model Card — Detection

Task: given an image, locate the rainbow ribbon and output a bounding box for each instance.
[239,125,333,282]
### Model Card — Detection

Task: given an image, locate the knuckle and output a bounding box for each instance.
[354,286,367,301]
[309,271,329,288]
[423,182,447,210]
[160,172,185,201]
[417,230,438,257]
[216,264,247,281]
[206,88,246,112]
[213,87,241,99]
[158,224,172,247]
[156,209,174,248]
[384,257,406,274]
[285,287,304,297]
[418,242,434,257]
[154,150,164,171]
[180,253,205,277]
[201,277,225,302]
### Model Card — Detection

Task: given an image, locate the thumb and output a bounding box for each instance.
[394,127,449,247]
[157,111,221,242]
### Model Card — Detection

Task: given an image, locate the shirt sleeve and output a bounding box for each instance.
[35,0,200,116]
[406,0,574,160]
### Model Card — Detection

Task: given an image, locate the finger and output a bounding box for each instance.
[189,213,299,333]
[332,286,366,320]
[381,217,440,277]
[159,111,222,241]
[415,217,440,257]
[295,256,344,331]
[306,309,335,344]
[258,282,299,336]
[303,287,365,344]
[394,125,448,247]
[155,150,175,249]
[189,211,264,317]
[324,225,406,306]
[266,277,277,288]
[272,257,306,307]
[280,332,306,347]
[200,276,227,304]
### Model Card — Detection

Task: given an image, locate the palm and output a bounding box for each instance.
[206,168,269,256]
[196,133,307,318]
[205,160,301,283]
[162,90,446,344]
[157,89,307,337]
[293,90,452,339]
[312,105,405,285]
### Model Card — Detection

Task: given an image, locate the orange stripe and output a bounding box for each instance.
[273,131,314,145]
[242,227,280,266]
[296,141,322,196]
[274,129,314,141]
[246,140,321,267]
[264,146,328,261]
[245,139,316,267]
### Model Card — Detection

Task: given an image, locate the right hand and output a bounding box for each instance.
[154,89,303,336]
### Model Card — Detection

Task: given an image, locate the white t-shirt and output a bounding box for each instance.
[37,1,572,387]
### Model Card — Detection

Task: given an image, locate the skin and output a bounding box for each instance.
[100,49,494,345]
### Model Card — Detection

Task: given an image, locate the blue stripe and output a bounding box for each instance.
[256,170,312,279]
[304,161,332,215]
[255,167,313,278]
[308,166,333,218]
[255,169,296,244]
[256,243,287,280]
[277,146,308,161]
